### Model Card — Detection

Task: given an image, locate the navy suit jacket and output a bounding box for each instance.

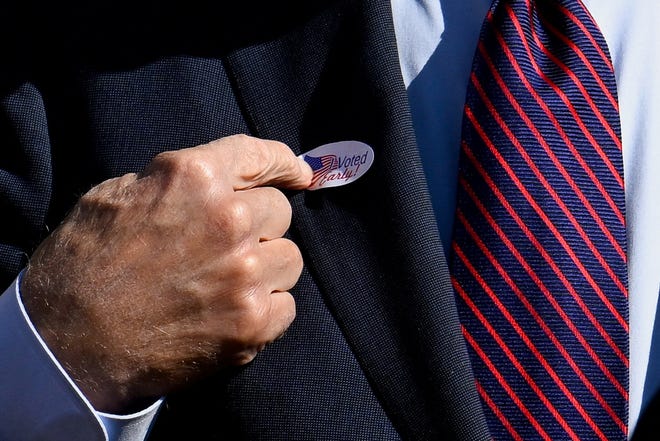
[1,1,658,439]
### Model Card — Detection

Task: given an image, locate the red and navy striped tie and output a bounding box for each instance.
[450,0,628,439]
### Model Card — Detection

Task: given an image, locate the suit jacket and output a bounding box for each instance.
[2,1,657,439]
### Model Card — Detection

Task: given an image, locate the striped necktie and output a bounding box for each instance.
[450,0,628,439]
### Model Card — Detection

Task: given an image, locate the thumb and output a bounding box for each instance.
[206,135,313,190]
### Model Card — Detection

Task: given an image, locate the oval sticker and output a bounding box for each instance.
[300,141,374,191]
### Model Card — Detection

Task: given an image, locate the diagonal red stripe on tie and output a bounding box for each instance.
[458,141,629,365]
[470,60,627,259]
[458,175,630,389]
[462,326,554,440]
[465,105,629,326]
[487,21,626,202]
[476,381,525,441]
[491,8,626,192]
[457,286,582,440]
[530,9,622,146]
[453,237,626,439]
[455,211,627,431]
[557,0,617,73]
[509,4,623,152]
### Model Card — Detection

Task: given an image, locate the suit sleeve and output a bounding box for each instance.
[0,81,53,288]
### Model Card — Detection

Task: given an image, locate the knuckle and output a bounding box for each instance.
[232,296,269,341]
[184,156,216,183]
[215,198,254,242]
[243,304,268,332]
[229,252,262,286]
[149,150,181,174]
[78,185,103,207]
[225,133,253,145]
[226,198,253,229]
[77,175,135,213]
[151,151,216,185]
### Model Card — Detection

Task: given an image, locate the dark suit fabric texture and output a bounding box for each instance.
[3,1,652,440]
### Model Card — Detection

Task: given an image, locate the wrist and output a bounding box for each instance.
[20,265,138,413]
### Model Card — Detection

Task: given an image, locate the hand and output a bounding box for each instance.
[21,134,312,413]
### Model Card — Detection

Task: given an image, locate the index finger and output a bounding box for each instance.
[204,134,313,191]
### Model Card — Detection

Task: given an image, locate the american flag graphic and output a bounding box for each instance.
[304,154,338,186]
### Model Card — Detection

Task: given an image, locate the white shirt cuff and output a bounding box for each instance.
[0,273,162,441]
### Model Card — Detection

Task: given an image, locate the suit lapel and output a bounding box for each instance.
[224,1,490,439]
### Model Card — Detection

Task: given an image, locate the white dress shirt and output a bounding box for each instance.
[1,1,658,439]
